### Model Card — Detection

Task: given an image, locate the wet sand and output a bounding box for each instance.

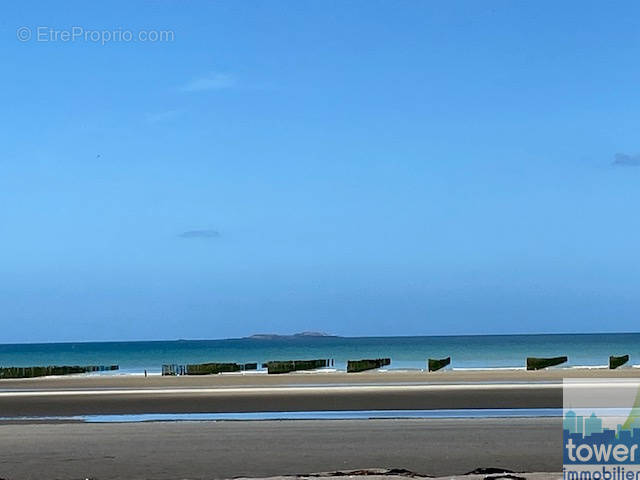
[0,418,561,479]
[0,383,563,416]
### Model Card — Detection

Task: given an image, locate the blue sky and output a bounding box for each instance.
[1,1,640,342]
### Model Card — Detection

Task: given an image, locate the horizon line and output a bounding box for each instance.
[2,330,640,346]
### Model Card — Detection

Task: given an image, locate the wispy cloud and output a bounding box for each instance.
[613,153,640,167]
[179,72,236,92]
[179,230,221,239]
[146,109,182,123]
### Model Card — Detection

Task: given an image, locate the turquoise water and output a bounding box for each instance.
[0,333,638,374]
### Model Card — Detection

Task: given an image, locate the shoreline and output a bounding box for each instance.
[2,362,634,376]
[2,365,639,388]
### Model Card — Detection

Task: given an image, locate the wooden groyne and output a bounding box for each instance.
[428,356,451,372]
[346,358,391,373]
[0,365,118,379]
[609,354,630,369]
[526,356,567,370]
[162,362,258,376]
[263,359,331,374]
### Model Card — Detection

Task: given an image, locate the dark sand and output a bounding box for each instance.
[0,418,561,479]
[0,383,562,416]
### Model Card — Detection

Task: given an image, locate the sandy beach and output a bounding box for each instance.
[0,368,637,417]
[0,418,561,479]
[0,368,628,478]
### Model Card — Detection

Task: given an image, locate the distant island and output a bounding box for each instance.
[247,331,338,340]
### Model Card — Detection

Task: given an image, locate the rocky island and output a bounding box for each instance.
[247,331,337,340]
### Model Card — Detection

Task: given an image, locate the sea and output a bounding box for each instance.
[0,333,638,374]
